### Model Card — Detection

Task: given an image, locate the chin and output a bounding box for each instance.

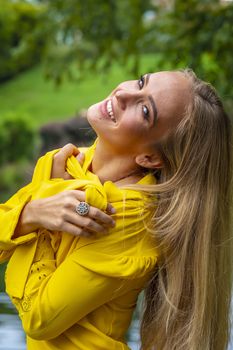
[86,102,101,132]
[87,102,98,119]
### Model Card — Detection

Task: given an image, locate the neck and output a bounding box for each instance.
[91,141,143,184]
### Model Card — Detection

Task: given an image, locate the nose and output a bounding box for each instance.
[115,89,138,110]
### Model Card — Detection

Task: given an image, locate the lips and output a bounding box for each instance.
[99,99,116,123]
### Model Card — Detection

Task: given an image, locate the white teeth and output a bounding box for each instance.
[106,100,116,122]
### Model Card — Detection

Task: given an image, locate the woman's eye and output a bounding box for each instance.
[138,75,145,90]
[142,105,150,119]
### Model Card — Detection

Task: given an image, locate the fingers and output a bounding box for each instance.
[61,222,91,237]
[71,191,115,227]
[62,191,115,236]
[56,143,79,162]
[51,143,83,179]
[71,190,86,202]
[31,191,116,239]
[66,212,108,235]
[61,200,111,236]
[88,207,115,227]
[63,172,74,180]
[76,152,85,166]
[106,203,116,215]
[56,144,85,165]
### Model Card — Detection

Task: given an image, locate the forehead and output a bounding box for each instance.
[149,71,192,123]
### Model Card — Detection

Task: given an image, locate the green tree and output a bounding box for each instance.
[38,0,154,83]
[1,0,232,98]
[0,112,37,165]
[0,0,47,81]
[39,0,233,97]
[153,0,233,97]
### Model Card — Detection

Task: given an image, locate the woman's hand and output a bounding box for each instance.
[14,143,116,238]
[15,190,115,238]
[51,143,84,179]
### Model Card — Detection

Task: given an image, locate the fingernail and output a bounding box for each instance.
[110,207,116,214]
[111,220,116,227]
[77,153,84,161]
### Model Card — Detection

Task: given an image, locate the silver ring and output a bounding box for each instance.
[75,202,90,216]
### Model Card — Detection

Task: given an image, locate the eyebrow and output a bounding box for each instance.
[145,73,157,127]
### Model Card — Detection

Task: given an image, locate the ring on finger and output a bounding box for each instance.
[75,202,90,216]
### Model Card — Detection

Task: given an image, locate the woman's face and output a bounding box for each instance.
[87,71,191,159]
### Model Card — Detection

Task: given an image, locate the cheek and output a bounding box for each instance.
[120,114,146,138]
[123,123,143,137]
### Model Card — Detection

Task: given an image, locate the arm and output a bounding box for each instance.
[13,144,83,238]
[14,144,115,238]
[0,149,57,252]
[0,182,37,251]
[14,189,115,238]
[0,144,115,252]
[10,177,157,340]
[16,234,125,340]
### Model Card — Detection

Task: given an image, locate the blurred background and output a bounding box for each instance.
[0,0,232,349]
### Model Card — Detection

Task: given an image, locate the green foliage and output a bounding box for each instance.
[40,0,154,83]
[153,0,233,97]
[1,0,232,99]
[0,0,47,81]
[38,0,233,98]
[0,111,37,202]
[0,160,31,202]
[0,112,38,165]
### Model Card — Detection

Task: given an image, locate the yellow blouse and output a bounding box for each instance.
[0,141,158,350]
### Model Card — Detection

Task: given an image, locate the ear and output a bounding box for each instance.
[135,153,163,169]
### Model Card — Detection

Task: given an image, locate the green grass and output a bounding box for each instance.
[0,55,157,128]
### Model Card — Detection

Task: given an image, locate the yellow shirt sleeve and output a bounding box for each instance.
[14,232,141,341]
[0,150,60,254]
[0,183,36,252]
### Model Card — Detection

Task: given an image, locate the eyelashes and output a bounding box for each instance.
[142,105,149,120]
[138,75,145,89]
[137,75,150,120]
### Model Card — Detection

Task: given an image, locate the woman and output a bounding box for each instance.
[0,69,232,350]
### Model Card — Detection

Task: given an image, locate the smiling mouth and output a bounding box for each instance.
[106,100,116,123]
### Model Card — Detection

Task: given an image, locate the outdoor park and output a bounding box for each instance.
[0,0,232,349]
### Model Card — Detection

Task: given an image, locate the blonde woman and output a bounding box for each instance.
[0,69,232,350]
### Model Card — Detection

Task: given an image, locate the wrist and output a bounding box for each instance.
[24,200,42,229]
[14,200,41,238]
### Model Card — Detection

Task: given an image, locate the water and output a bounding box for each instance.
[0,293,232,350]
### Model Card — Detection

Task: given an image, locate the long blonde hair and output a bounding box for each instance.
[134,69,233,349]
